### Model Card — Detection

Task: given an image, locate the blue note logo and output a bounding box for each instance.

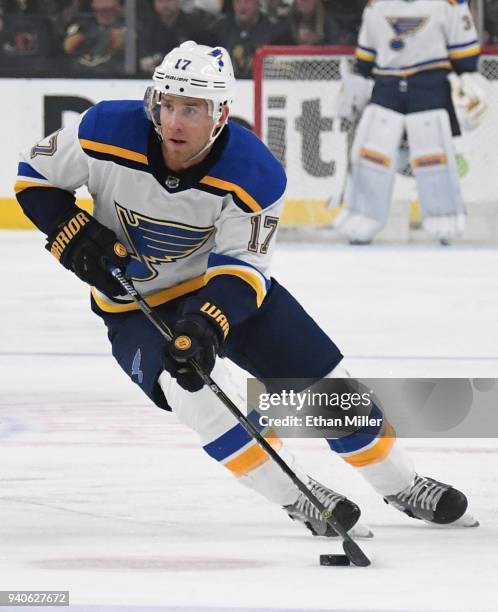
[386,16,428,51]
[208,48,225,70]
[115,203,215,281]
[131,348,144,384]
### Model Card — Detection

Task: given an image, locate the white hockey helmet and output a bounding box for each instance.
[144,41,235,138]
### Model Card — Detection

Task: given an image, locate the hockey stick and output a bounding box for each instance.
[108,265,371,567]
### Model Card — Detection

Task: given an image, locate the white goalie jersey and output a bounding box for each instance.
[356,0,480,78]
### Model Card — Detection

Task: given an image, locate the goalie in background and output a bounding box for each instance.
[333,0,487,245]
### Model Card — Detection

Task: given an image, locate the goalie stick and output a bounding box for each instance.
[108,264,371,567]
[328,57,364,210]
[327,109,360,210]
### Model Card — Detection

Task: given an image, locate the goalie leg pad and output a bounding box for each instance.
[335,104,404,242]
[407,110,465,240]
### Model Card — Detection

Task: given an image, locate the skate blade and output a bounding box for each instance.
[451,513,480,528]
[349,522,374,538]
[322,521,374,539]
[424,512,479,528]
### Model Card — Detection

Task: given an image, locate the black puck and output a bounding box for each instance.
[319,554,351,566]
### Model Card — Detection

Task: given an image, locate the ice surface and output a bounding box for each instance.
[1,232,497,611]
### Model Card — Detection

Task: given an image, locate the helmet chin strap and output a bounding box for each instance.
[148,92,229,168]
[155,112,228,168]
[181,117,227,165]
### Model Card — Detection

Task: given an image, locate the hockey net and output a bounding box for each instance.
[253,45,498,242]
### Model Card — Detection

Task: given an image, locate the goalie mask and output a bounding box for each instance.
[144,41,235,155]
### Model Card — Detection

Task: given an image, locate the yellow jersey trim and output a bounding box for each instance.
[79,138,149,166]
[14,180,53,194]
[91,274,206,313]
[355,48,376,62]
[205,266,266,307]
[200,176,262,213]
[374,61,452,77]
[449,45,481,60]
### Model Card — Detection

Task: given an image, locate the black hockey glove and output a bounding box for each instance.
[164,307,227,392]
[45,210,130,296]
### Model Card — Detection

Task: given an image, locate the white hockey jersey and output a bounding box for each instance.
[16,101,286,315]
[356,0,480,77]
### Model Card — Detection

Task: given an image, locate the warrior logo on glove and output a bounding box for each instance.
[49,211,91,261]
[46,209,130,296]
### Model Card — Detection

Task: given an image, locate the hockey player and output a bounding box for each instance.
[15,41,476,537]
[334,0,487,244]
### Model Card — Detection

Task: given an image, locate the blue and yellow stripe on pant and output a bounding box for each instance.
[327,403,395,467]
[203,410,282,477]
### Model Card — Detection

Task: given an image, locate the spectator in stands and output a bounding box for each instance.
[213,0,275,78]
[63,0,126,75]
[262,0,292,22]
[271,0,341,46]
[137,0,215,75]
[0,1,53,74]
[324,0,365,44]
[0,8,6,55]
[46,1,85,44]
[182,0,222,18]
[484,0,498,44]
[1,0,36,12]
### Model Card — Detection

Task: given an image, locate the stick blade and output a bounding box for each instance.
[342,539,371,567]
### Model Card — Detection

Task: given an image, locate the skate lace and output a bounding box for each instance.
[294,478,343,521]
[397,475,448,511]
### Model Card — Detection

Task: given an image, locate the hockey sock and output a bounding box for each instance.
[159,360,303,506]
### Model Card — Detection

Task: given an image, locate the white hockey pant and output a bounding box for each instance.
[159,359,305,507]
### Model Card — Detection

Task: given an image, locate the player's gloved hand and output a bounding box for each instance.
[45,209,130,295]
[164,312,225,392]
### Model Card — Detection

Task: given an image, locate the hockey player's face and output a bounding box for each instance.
[160,95,215,170]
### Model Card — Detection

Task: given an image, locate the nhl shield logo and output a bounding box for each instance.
[165,175,180,189]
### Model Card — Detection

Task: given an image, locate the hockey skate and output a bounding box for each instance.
[284,477,372,537]
[384,474,479,527]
